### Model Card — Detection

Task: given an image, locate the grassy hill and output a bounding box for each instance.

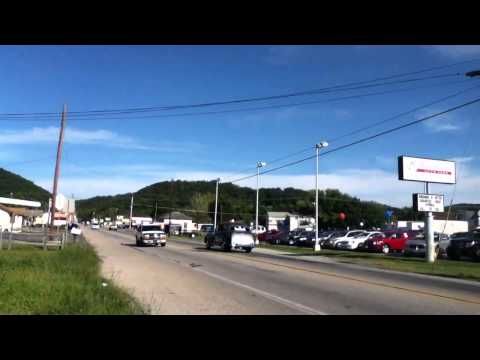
[76,180,418,229]
[0,168,50,207]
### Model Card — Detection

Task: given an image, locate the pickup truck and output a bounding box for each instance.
[136,224,167,247]
[204,222,255,253]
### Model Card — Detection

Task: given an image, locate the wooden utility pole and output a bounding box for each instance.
[50,104,67,227]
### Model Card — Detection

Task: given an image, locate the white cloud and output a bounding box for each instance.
[0,126,202,152]
[416,109,464,133]
[37,165,480,207]
[449,156,474,164]
[429,45,480,59]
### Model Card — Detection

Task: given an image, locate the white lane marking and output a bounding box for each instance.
[192,266,327,315]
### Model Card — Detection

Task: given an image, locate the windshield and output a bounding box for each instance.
[142,226,162,232]
[333,231,347,237]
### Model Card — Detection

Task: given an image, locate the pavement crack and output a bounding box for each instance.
[190,263,203,268]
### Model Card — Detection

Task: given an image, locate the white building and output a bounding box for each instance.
[158,211,194,233]
[267,212,315,232]
[0,197,43,232]
[397,220,469,235]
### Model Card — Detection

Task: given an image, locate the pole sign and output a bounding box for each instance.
[398,156,456,184]
[413,193,445,213]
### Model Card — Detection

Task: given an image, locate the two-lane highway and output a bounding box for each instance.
[84,227,480,315]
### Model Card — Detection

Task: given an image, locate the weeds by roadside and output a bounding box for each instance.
[0,243,146,314]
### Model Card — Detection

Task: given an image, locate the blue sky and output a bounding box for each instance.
[1,45,480,206]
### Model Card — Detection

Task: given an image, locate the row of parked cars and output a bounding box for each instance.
[264,228,480,261]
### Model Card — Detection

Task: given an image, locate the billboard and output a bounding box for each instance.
[413,193,445,213]
[398,156,456,184]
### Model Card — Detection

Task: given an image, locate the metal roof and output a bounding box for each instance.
[158,211,192,221]
[0,203,44,217]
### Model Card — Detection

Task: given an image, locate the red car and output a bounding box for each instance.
[361,230,417,254]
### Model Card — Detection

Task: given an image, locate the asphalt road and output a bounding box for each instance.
[87,228,480,315]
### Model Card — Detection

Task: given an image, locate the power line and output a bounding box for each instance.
[0,67,473,118]
[228,96,480,183]
[0,79,470,123]
[222,83,480,182]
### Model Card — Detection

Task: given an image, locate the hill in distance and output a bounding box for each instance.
[77,180,421,228]
[0,168,50,207]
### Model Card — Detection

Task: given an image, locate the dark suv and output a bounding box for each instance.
[446,231,480,261]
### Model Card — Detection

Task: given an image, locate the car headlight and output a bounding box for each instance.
[144,235,150,239]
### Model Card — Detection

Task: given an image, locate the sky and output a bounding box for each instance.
[1,45,480,207]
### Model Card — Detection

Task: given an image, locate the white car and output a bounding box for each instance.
[336,231,383,250]
[250,225,266,235]
[91,223,100,230]
[327,230,367,249]
[136,224,167,247]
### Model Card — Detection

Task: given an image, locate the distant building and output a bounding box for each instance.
[267,212,314,231]
[452,209,480,231]
[158,211,194,232]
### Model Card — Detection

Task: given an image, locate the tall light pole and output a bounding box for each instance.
[314,141,329,252]
[255,161,267,245]
[129,194,134,230]
[214,178,220,231]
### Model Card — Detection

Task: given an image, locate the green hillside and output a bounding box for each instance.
[77,180,418,228]
[0,168,50,206]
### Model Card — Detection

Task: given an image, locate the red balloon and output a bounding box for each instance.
[339,212,346,221]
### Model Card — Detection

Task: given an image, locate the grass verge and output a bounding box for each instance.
[258,244,480,282]
[0,243,145,315]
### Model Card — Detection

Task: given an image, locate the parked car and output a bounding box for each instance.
[295,231,316,247]
[287,229,304,244]
[136,224,167,247]
[205,222,255,253]
[403,232,448,257]
[336,231,384,250]
[360,230,418,254]
[446,232,480,261]
[323,230,366,249]
[91,222,100,230]
[108,223,118,231]
[266,230,290,245]
[318,231,337,248]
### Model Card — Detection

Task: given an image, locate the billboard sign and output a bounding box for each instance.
[413,193,445,213]
[398,156,456,184]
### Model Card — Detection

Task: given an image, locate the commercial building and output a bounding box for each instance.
[0,197,43,232]
[158,211,194,233]
[267,211,315,231]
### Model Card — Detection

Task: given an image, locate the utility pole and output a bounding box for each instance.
[214,178,220,231]
[50,104,67,227]
[129,194,134,229]
[255,162,267,245]
[425,182,435,263]
[314,141,328,252]
[154,200,158,222]
[169,179,173,231]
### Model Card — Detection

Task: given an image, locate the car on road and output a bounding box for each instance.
[336,231,383,250]
[91,222,100,230]
[109,223,118,231]
[360,230,417,254]
[205,222,255,253]
[136,224,167,247]
[446,231,480,261]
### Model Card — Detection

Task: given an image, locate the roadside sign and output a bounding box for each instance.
[384,210,394,219]
[413,193,445,213]
[398,156,456,184]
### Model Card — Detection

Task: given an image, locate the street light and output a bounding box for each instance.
[255,161,267,245]
[314,141,328,252]
[214,178,220,231]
